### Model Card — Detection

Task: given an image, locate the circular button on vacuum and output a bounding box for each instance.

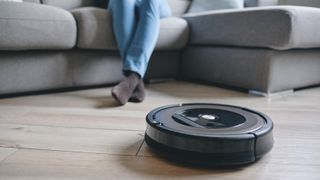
[145,103,274,166]
[200,114,217,120]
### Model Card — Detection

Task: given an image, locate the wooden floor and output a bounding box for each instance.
[0,81,319,180]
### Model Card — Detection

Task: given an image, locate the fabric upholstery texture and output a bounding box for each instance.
[167,0,192,15]
[41,0,191,15]
[0,50,181,95]
[0,2,77,50]
[23,0,41,4]
[183,6,320,50]
[279,0,320,8]
[182,47,320,93]
[0,0,22,2]
[245,0,278,7]
[23,0,40,3]
[71,7,189,50]
[188,0,244,13]
[0,51,74,94]
[41,0,102,10]
[73,50,181,86]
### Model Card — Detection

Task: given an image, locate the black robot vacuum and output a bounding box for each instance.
[145,103,274,166]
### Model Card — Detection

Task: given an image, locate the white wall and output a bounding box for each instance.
[279,0,320,7]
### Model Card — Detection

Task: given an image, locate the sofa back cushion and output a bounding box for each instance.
[0,1,77,51]
[36,0,192,15]
[188,0,244,13]
[22,0,40,3]
[0,0,22,2]
[167,0,192,15]
[42,0,107,10]
[23,0,277,13]
[244,0,278,7]
[279,0,320,8]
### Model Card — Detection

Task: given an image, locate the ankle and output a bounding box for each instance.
[124,71,141,79]
[126,72,140,85]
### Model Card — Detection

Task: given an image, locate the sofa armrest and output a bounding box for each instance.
[183,6,320,50]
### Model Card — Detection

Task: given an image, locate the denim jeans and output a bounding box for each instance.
[108,0,171,78]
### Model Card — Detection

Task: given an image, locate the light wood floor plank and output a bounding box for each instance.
[0,111,147,131]
[0,81,319,179]
[0,123,143,155]
[0,149,319,180]
[0,147,17,163]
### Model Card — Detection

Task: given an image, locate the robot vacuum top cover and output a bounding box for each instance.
[145,103,274,166]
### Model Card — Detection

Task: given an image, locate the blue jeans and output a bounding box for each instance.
[108,0,171,78]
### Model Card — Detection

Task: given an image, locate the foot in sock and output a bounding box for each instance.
[129,80,145,103]
[111,73,140,105]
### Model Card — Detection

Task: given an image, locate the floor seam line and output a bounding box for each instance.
[135,139,145,156]
[0,148,19,164]
[0,122,144,132]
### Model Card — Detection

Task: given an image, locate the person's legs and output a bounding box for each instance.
[108,0,141,105]
[110,0,171,105]
[123,0,164,78]
[127,0,171,103]
[108,0,137,58]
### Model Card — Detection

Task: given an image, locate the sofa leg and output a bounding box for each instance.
[249,89,294,97]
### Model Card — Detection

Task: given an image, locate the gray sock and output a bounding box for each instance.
[111,73,140,105]
[129,80,145,103]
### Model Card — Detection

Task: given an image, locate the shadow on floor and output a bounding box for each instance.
[118,140,245,177]
[81,95,121,109]
[145,80,251,100]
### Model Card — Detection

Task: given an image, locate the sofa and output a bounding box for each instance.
[0,0,320,97]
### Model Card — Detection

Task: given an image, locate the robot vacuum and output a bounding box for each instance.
[145,103,274,166]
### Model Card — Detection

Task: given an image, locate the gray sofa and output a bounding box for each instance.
[0,0,320,97]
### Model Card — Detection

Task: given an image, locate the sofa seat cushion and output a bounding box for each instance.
[71,7,190,50]
[0,2,77,51]
[184,6,320,50]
